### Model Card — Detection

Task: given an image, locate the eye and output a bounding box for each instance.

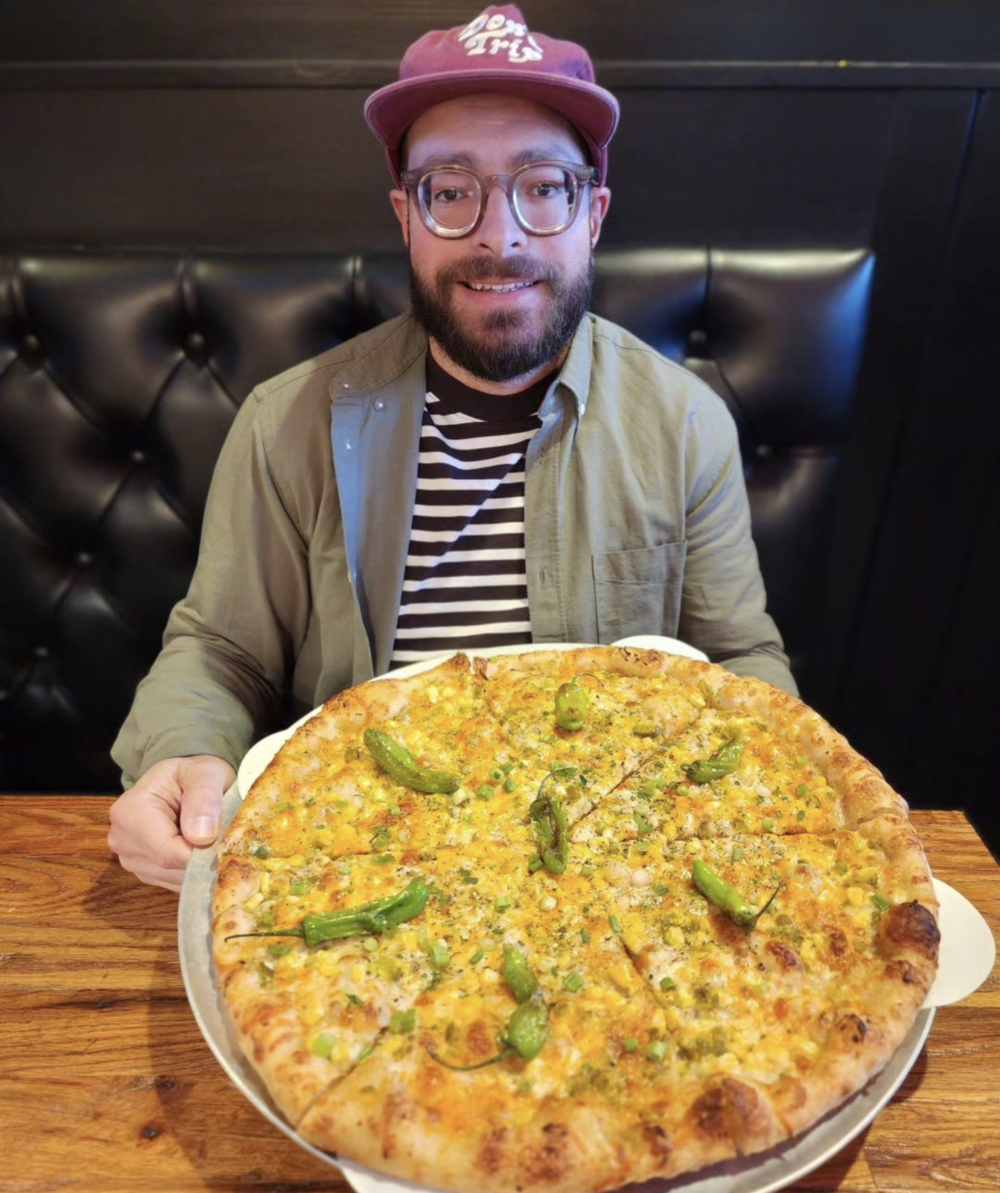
[434,187,463,203]
[530,180,567,200]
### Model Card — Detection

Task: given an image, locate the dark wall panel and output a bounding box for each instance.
[2,0,998,66]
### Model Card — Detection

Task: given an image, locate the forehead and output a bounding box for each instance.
[404,93,587,170]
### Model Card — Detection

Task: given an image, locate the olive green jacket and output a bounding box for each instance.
[112,312,795,785]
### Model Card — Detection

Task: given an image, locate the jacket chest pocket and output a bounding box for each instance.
[592,542,687,642]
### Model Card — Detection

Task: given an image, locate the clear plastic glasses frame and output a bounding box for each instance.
[399,160,599,239]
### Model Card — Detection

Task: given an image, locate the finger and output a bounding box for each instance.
[109,792,191,869]
[179,759,231,846]
[112,840,190,888]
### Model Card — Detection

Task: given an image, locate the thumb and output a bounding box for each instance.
[178,756,233,846]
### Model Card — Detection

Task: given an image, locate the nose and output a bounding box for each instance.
[476,180,526,252]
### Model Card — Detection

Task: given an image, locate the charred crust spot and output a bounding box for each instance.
[478,1128,509,1175]
[642,1122,673,1162]
[523,1122,572,1184]
[835,1013,868,1046]
[885,958,924,985]
[765,940,803,971]
[882,901,941,959]
[691,1078,763,1143]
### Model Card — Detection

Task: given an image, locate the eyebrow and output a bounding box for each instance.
[408,145,586,174]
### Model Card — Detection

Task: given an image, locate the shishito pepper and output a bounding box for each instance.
[363,728,461,794]
[429,946,549,1069]
[225,877,430,946]
[691,860,782,930]
[528,770,572,875]
[683,739,744,784]
[553,673,603,731]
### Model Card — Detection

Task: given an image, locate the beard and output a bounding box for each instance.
[408,249,594,384]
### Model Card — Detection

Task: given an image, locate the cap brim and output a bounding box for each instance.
[365,69,619,184]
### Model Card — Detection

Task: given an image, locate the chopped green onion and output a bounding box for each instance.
[797,809,806,821]
[609,914,622,934]
[653,882,669,896]
[731,846,743,862]
[624,1037,640,1053]
[504,777,517,792]
[495,896,512,912]
[580,929,590,943]
[871,894,892,912]
[476,784,494,800]
[388,1008,417,1034]
[429,939,450,969]
[659,976,677,991]
[362,939,378,954]
[253,845,270,859]
[562,972,584,992]
[311,1032,336,1058]
[762,818,775,833]
[470,949,485,964]
[796,783,809,796]
[646,1040,667,1062]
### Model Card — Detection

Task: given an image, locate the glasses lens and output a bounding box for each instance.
[419,169,482,232]
[513,165,577,232]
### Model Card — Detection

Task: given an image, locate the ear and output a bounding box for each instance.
[390,189,410,247]
[588,187,611,248]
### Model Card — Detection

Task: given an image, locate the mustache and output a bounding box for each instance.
[435,255,560,285]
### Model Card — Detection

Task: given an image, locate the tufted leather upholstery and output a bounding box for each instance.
[0,248,872,791]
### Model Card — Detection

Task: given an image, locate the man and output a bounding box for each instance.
[108,5,796,892]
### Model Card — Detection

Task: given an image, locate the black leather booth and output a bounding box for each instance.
[0,248,872,791]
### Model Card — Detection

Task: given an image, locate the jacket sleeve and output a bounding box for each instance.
[111,390,312,785]
[678,395,799,696]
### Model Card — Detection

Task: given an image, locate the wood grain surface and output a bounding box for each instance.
[1,799,997,1193]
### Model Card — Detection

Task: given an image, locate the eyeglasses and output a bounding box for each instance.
[399,160,599,239]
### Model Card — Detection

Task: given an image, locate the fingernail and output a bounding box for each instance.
[191,815,217,840]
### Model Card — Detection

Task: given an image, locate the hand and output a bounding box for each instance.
[107,754,236,893]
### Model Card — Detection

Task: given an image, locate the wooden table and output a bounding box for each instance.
[1,801,997,1193]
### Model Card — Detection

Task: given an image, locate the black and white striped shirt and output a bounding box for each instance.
[390,358,551,666]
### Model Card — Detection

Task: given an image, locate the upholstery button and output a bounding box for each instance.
[76,551,93,567]
[185,331,207,358]
[374,398,386,411]
[130,449,147,465]
[22,333,41,356]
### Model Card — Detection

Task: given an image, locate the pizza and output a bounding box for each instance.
[211,647,939,1193]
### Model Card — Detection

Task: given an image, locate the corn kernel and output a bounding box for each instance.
[846,887,864,906]
[609,962,633,991]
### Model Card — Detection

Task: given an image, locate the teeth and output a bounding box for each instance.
[467,281,534,292]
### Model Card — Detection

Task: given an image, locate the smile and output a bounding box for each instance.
[463,281,539,292]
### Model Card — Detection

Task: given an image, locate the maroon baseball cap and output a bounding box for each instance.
[365,5,619,185]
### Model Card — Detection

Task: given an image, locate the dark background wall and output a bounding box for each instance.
[1,1,997,855]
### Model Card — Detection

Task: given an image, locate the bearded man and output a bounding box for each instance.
[109,6,795,891]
